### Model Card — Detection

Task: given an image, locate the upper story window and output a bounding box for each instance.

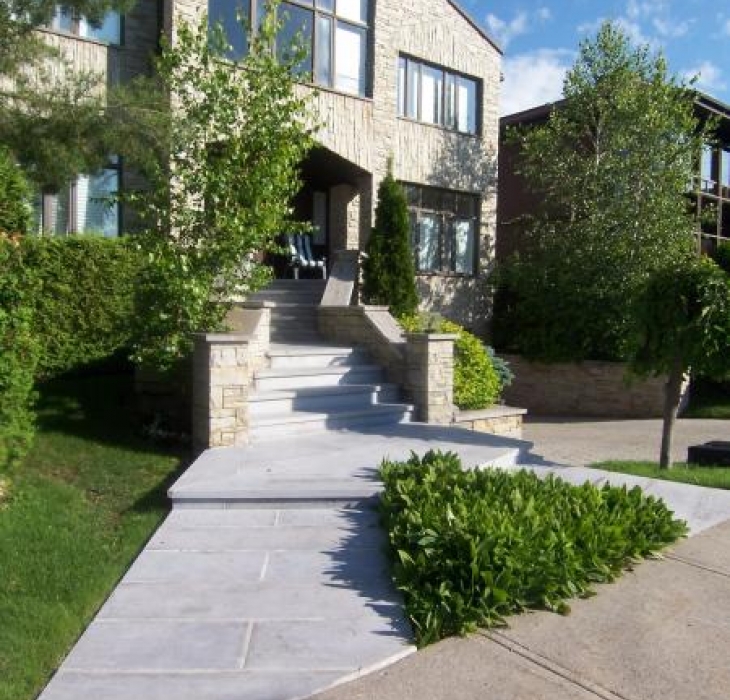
[208,0,371,97]
[397,55,480,135]
[51,5,122,45]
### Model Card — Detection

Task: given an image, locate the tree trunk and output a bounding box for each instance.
[660,355,685,470]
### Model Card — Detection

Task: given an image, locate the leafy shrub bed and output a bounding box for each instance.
[399,314,505,410]
[380,451,687,646]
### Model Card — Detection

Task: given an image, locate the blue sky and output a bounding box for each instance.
[459,0,730,115]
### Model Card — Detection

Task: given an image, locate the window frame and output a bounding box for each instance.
[49,5,124,46]
[402,182,480,277]
[36,159,123,237]
[210,0,373,97]
[397,54,481,136]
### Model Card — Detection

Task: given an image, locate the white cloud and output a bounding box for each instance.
[683,61,727,92]
[723,19,730,36]
[485,12,529,48]
[501,49,574,116]
[485,7,553,49]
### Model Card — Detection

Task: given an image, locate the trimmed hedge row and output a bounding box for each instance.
[0,235,139,474]
[22,236,139,379]
[0,235,39,474]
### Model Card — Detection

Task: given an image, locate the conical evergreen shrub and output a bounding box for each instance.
[362,167,418,317]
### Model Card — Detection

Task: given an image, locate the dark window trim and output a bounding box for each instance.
[401,181,481,277]
[224,0,373,97]
[398,53,482,137]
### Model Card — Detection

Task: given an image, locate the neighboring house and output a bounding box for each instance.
[29,0,502,332]
[31,3,160,236]
[497,92,730,262]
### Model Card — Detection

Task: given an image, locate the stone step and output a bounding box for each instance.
[249,404,414,442]
[254,365,385,392]
[269,332,323,344]
[266,346,368,369]
[249,384,400,418]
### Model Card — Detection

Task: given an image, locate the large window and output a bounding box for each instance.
[398,56,479,135]
[208,0,371,97]
[33,161,121,237]
[51,5,122,44]
[403,183,479,276]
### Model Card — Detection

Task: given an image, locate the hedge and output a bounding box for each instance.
[20,236,140,379]
[0,235,40,475]
[0,234,139,474]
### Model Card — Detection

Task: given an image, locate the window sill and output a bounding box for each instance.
[397,116,481,139]
[37,27,121,49]
[416,272,477,280]
[301,81,373,104]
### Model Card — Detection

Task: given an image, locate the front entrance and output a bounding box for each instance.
[270,147,372,279]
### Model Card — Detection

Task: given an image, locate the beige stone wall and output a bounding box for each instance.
[501,354,688,419]
[192,334,251,452]
[453,406,526,438]
[404,333,456,424]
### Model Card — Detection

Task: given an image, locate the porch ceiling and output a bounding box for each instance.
[300,147,371,189]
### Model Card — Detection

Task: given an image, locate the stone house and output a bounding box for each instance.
[32,1,502,333]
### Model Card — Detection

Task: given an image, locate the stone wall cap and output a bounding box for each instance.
[193,332,253,343]
[456,406,528,420]
[405,332,459,341]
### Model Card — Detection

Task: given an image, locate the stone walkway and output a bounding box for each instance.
[38,424,526,700]
[38,418,730,700]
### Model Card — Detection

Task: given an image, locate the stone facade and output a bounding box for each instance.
[501,354,690,419]
[404,333,456,424]
[192,334,251,452]
[167,0,502,333]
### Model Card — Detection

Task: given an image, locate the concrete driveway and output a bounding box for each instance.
[522,417,728,467]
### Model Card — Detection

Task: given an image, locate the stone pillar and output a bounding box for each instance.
[405,333,457,425]
[192,333,250,454]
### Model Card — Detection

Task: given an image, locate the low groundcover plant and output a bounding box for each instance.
[379,451,687,646]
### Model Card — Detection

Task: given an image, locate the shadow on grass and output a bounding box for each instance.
[34,363,187,457]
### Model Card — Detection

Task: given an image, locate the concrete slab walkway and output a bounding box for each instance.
[38,424,526,700]
[312,518,730,700]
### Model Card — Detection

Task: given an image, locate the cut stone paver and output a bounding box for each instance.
[40,424,525,700]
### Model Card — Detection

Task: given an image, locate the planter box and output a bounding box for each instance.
[454,406,527,437]
[500,354,689,419]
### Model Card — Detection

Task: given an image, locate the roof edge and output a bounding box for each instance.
[447,1,503,55]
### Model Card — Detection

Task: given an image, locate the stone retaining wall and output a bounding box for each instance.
[454,406,526,437]
[501,354,687,418]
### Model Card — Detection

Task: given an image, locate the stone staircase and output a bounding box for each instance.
[243,279,413,441]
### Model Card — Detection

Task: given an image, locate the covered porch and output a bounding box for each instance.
[270,146,372,280]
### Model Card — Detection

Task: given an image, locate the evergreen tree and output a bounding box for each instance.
[363,168,418,317]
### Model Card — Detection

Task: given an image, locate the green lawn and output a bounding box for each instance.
[0,373,187,700]
[591,461,730,490]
